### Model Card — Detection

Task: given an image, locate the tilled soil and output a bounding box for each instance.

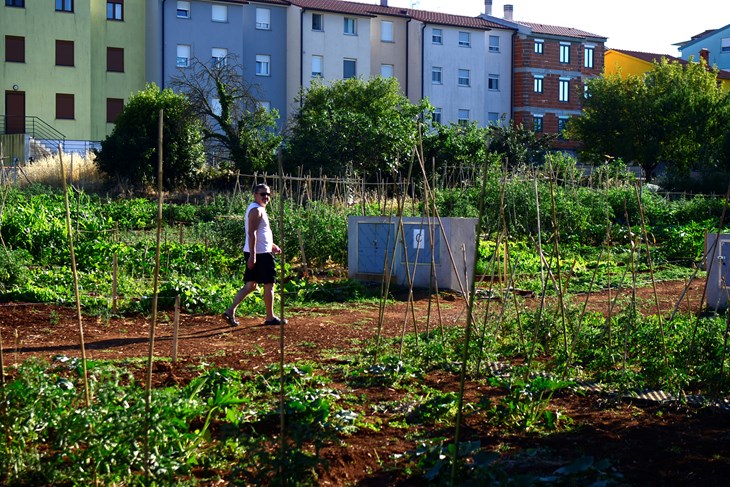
[2,279,729,486]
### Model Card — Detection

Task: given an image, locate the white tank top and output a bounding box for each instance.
[243,202,273,253]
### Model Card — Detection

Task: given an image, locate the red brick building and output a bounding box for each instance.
[483,4,606,152]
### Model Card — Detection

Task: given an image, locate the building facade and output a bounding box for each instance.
[2,0,146,152]
[675,23,730,71]
[483,3,606,151]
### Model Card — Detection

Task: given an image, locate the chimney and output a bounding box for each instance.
[504,4,513,21]
[700,48,710,65]
[485,0,493,16]
[380,0,387,6]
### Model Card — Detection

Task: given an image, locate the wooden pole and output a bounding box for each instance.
[144,109,165,483]
[59,147,90,407]
[112,253,118,314]
[172,295,180,364]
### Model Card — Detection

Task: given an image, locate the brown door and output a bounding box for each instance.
[5,91,25,134]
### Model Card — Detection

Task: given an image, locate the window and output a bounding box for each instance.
[107,47,124,72]
[311,55,323,77]
[344,17,356,35]
[431,66,442,84]
[56,0,73,12]
[558,117,569,138]
[312,13,323,31]
[559,78,569,102]
[432,28,442,45]
[584,45,594,68]
[56,40,74,67]
[457,109,470,126]
[560,42,570,63]
[259,101,271,111]
[211,47,227,67]
[343,58,356,78]
[533,75,544,93]
[458,69,470,87]
[107,98,124,123]
[5,35,24,63]
[106,0,123,20]
[489,35,500,52]
[256,8,270,29]
[381,64,394,78]
[381,21,393,42]
[256,54,270,76]
[211,4,227,22]
[432,108,442,124]
[458,31,471,47]
[533,116,543,133]
[56,93,74,120]
[176,1,190,18]
[534,39,544,54]
[176,44,191,67]
[488,74,499,90]
[5,0,24,7]
[488,112,500,125]
[723,38,730,52]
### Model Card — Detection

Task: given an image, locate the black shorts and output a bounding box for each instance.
[243,252,277,284]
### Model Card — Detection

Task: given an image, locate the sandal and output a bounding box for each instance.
[223,312,240,327]
[264,317,287,326]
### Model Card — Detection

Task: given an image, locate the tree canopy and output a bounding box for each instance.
[169,56,282,173]
[284,77,431,176]
[567,58,730,183]
[95,83,205,190]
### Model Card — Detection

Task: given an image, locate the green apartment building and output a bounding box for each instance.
[1,0,146,159]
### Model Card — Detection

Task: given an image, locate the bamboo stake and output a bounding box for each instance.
[59,147,90,407]
[277,148,287,481]
[144,109,165,483]
[633,184,668,368]
[547,158,568,355]
[450,149,489,486]
[172,295,180,364]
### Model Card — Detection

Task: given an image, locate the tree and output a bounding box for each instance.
[284,77,431,176]
[422,121,489,174]
[486,120,556,167]
[567,58,728,182]
[169,56,282,173]
[95,83,205,190]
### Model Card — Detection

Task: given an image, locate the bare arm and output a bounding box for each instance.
[247,207,263,269]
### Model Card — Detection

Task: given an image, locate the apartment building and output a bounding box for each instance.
[483,2,606,151]
[147,0,289,124]
[408,9,514,126]
[1,0,146,153]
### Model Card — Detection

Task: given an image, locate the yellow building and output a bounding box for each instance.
[605,48,730,92]
[1,0,146,158]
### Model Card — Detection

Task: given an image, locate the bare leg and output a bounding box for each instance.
[263,283,275,321]
[226,281,257,317]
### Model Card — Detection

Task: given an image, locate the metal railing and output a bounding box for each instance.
[0,115,66,158]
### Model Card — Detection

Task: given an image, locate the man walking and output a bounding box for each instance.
[223,183,286,326]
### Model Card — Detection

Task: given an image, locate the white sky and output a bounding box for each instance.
[364,0,730,56]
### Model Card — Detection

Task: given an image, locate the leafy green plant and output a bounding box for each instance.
[488,376,574,432]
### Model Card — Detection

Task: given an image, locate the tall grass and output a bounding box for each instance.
[19,151,106,192]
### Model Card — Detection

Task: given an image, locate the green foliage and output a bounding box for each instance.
[487,120,556,167]
[422,121,490,173]
[569,58,729,184]
[170,56,283,173]
[95,83,206,190]
[487,375,574,432]
[285,76,431,176]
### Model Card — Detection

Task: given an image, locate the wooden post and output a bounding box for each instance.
[172,295,180,364]
[297,228,309,278]
[112,253,118,314]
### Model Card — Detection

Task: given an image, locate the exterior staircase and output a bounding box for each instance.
[0,116,66,162]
